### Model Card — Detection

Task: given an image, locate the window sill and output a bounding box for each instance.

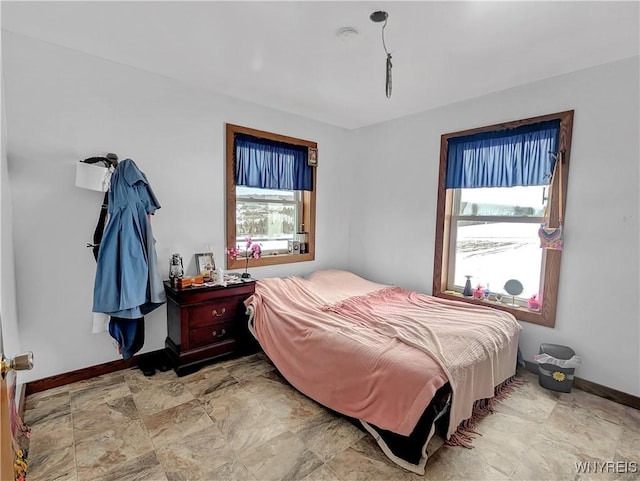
[436,290,554,327]
[226,252,314,270]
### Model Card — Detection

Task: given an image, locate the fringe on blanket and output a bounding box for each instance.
[321,286,402,313]
[445,376,523,449]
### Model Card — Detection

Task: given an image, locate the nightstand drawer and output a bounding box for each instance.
[189,296,245,328]
[190,321,237,349]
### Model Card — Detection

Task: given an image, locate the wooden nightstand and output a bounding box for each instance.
[164,280,256,376]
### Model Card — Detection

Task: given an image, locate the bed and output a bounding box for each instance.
[245,270,522,474]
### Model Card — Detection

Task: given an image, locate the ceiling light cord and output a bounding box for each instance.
[381,18,390,56]
[371,11,393,99]
[382,19,392,99]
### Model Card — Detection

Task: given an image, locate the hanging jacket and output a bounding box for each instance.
[92,159,166,318]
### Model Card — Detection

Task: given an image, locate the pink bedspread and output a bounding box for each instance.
[247,270,521,438]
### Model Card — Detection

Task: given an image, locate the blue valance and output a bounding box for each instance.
[235,133,313,191]
[445,120,560,189]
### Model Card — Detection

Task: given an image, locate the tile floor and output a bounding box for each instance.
[23,352,640,481]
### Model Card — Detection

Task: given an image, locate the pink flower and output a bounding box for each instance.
[227,238,262,273]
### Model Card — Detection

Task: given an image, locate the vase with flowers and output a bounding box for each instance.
[227,237,261,278]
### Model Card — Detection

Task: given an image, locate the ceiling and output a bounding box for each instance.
[2,1,638,129]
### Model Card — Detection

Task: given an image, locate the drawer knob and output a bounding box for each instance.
[211,308,226,317]
[212,328,226,338]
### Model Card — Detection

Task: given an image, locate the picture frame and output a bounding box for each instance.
[195,252,215,275]
[308,147,318,167]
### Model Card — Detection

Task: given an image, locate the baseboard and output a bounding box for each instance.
[524,360,640,410]
[24,349,164,396]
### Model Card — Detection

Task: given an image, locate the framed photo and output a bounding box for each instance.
[195,253,215,275]
[308,147,318,167]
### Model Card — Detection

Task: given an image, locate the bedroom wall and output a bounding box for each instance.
[1,70,25,406]
[1,70,22,359]
[348,56,640,396]
[2,31,354,382]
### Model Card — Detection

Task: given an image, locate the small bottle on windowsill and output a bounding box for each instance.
[297,224,308,254]
[483,283,491,301]
[528,294,541,311]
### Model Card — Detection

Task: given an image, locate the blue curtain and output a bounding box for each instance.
[235,134,313,191]
[446,120,560,189]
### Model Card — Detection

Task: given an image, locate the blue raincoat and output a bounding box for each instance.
[93,159,166,318]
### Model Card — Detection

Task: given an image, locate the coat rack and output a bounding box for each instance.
[78,153,119,257]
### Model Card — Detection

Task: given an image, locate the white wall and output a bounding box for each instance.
[349,57,640,396]
[1,67,22,359]
[2,31,353,382]
[1,62,25,408]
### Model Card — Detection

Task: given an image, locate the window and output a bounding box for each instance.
[433,111,574,327]
[226,124,316,269]
[235,186,302,255]
[450,186,546,300]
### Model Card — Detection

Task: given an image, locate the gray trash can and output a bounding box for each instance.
[535,343,580,393]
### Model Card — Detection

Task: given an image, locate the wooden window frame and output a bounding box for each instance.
[432,110,574,327]
[225,123,317,270]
